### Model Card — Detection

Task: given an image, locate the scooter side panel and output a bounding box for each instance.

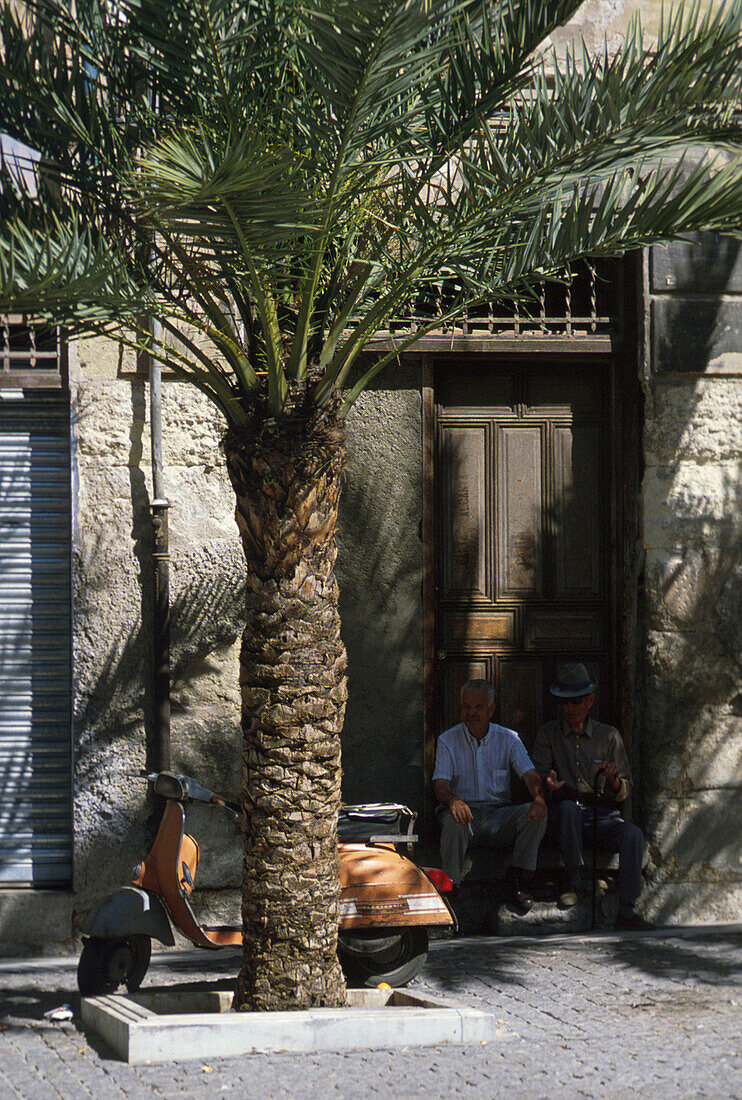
[339,844,454,929]
[80,886,175,945]
[133,800,239,949]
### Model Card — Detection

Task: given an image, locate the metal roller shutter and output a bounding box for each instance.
[0,391,72,884]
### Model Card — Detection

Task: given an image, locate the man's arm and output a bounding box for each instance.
[599,730,632,802]
[522,769,547,822]
[531,725,580,801]
[529,726,551,780]
[433,779,472,825]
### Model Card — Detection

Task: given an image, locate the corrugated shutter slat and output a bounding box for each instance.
[0,393,72,885]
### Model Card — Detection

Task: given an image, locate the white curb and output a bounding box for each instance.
[81,987,498,1064]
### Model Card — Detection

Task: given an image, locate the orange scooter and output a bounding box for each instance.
[77,772,454,996]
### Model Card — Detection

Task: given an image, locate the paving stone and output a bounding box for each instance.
[2,931,742,1097]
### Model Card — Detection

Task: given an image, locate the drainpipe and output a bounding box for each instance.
[150,316,170,772]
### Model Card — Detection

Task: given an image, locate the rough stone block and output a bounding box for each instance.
[644,791,742,873]
[651,234,742,293]
[75,335,137,380]
[638,704,742,794]
[644,378,742,465]
[643,546,734,628]
[190,887,242,925]
[644,630,742,713]
[0,891,73,951]
[641,880,742,925]
[75,459,237,550]
[73,380,147,463]
[714,562,742,666]
[73,380,227,468]
[651,298,742,375]
[548,0,664,60]
[163,465,237,546]
[73,773,149,908]
[683,720,742,791]
[642,462,742,550]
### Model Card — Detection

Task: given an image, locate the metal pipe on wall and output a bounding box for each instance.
[149,316,170,772]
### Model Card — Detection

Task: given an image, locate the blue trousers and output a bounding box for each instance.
[549,799,643,913]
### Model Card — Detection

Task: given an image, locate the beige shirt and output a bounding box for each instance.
[531,717,631,804]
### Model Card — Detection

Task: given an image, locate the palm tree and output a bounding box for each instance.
[3,0,742,1010]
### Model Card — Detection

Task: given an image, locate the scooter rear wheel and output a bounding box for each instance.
[338,927,428,988]
[77,935,152,996]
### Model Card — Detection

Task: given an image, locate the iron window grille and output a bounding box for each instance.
[0,315,66,388]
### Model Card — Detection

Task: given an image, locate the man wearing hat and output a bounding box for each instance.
[531,662,649,930]
[432,679,547,913]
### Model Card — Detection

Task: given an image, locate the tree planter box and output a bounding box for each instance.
[80,987,497,1064]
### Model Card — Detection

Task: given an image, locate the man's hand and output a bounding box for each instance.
[522,769,547,822]
[448,796,473,825]
[599,761,621,794]
[545,769,565,792]
[433,779,473,824]
[527,796,547,822]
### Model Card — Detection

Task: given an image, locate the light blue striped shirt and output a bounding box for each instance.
[432,723,535,804]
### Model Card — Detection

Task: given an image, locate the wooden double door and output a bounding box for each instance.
[433,362,620,756]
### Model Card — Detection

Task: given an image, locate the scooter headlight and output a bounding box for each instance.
[153,772,187,800]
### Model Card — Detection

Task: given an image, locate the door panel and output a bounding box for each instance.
[496,425,543,596]
[439,424,489,599]
[553,422,601,597]
[434,365,613,747]
[497,660,543,755]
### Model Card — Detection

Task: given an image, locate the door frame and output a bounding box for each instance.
[421,346,643,834]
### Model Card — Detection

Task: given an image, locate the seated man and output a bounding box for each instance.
[531,662,651,931]
[432,679,547,912]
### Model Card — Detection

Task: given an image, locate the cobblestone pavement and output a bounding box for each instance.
[1,926,741,1099]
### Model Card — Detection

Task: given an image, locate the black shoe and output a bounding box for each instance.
[510,871,534,914]
[614,912,656,932]
[513,887,533,914]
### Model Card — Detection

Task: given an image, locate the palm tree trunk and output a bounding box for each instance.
[224,403,348,1011]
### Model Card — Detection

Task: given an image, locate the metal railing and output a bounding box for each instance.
[0,315,65,387]
[373,258,623,346]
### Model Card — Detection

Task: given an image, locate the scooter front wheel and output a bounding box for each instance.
[338,927,428,988]
[77,935,152,996]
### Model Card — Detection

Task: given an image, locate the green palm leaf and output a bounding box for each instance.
[3,0,742,419]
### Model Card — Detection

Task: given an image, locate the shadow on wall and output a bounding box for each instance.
[641,234,742,921]
[64,373,249,913]
[70,536,247,907]
[73,534,246,777]
[337,371,424,812]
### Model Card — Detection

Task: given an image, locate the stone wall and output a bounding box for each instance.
[69,342,246,935]
[641,235,742,922]
[337,362,424,812]
[63,344,424,943]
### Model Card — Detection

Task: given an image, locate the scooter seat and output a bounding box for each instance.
[338,803,415,843]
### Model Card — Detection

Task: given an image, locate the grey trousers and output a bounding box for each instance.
[437,802,547,885]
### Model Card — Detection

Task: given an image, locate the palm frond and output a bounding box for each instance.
[4,0,742,424]
[0,214,134,316]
